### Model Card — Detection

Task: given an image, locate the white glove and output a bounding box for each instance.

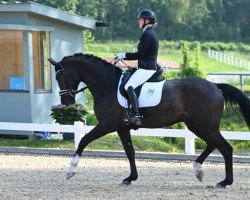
[114,53,126,63]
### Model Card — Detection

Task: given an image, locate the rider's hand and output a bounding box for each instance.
[114,53,126,63]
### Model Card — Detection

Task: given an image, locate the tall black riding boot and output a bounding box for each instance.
[126,86,142,125]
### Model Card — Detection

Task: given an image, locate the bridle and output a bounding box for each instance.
[56,61,103,97]
[55,59,116,98]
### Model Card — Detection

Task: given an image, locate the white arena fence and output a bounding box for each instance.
[0,121,250,155]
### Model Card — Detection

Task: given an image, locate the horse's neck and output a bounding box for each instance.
[83,63,121,99]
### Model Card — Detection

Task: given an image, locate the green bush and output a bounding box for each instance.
[179,42,207,79]
[162,70,180,80]
[85,89,94,110]
[220,109,248,131]
[230,140,250,150]
[196,139,207,149]
[238,43,250,52]
[160,40,180,50]
[196,139,250,152]
[86,113,98,125]
[86,40,136,53]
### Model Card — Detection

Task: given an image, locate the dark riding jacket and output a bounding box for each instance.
[125,26,159,70]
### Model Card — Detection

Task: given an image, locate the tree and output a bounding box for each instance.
[9,0,250,42]
[180,42,207,79]
[83,30,95,52]
[59,0,78,13]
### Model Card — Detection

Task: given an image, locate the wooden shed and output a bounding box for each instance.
[0,1,102,124]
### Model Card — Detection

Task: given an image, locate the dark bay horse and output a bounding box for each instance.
[49,53,250,188]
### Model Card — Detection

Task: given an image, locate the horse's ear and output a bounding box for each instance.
[48,58,58,67]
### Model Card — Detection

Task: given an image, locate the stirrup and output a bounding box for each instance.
[127,114,143,126]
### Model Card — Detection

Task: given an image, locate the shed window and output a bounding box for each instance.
[32,31,51,91]
[0,30,24,90]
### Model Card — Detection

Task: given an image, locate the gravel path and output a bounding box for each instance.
[0,154,249,200]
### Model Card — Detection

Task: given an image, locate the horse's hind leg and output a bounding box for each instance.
[188,125,233,187]
[193,144,215,182]
[187,126,216,182]
[200,132,233,188]
[215,136,233,188]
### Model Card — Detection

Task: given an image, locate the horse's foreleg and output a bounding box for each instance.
[66,124,112,180]
[193,144,215,182]
[67,154,80,180]
[117,128,138,185]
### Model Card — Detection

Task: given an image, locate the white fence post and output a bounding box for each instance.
[185,132,195,155]
[74,121,84,150]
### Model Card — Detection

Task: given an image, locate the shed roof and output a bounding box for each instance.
[0,1,103,29]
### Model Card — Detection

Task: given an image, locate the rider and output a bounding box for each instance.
[115,9,159,126]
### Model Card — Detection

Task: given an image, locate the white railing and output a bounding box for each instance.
[208,72,250,92]
[0,121,250,155]
[208,49,250,70]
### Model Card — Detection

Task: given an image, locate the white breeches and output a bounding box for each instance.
[124,68,156,91]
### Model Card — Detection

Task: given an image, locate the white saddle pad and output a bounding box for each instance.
[117,75,165,108]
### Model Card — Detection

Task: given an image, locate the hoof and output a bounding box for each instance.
[121,180,131,186]
[195,170,204,182]
[215,183,226,188]
[66,171,76,180]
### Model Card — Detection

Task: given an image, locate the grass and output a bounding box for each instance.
[0,138,74,149]
[87,50,247,73]
[0,135,249,155]
[88,135,181,153]
[0,135,183,153]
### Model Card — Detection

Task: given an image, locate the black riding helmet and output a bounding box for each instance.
[137,9,156,21]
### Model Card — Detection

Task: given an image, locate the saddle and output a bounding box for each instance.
[119,64,164,99]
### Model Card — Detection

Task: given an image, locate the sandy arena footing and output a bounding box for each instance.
[0,154,249,200]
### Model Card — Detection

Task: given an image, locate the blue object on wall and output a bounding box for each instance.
[33,131,51,139]
[9,76,25,90]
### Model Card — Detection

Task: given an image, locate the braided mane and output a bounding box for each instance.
[62,53,113,67]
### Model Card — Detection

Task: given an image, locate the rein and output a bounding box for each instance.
[57,59,116,97]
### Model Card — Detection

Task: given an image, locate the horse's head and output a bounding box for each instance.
[48,57,80,106]
[49,53,123,106]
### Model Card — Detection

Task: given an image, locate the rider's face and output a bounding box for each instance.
[138,18,144,28]
[138,18,150,29]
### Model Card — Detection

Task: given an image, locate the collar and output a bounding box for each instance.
[143,24,153,32]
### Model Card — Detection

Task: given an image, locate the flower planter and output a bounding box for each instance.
[50,103,87,140]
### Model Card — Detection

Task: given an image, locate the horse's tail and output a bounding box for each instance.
[216,83,250,128]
